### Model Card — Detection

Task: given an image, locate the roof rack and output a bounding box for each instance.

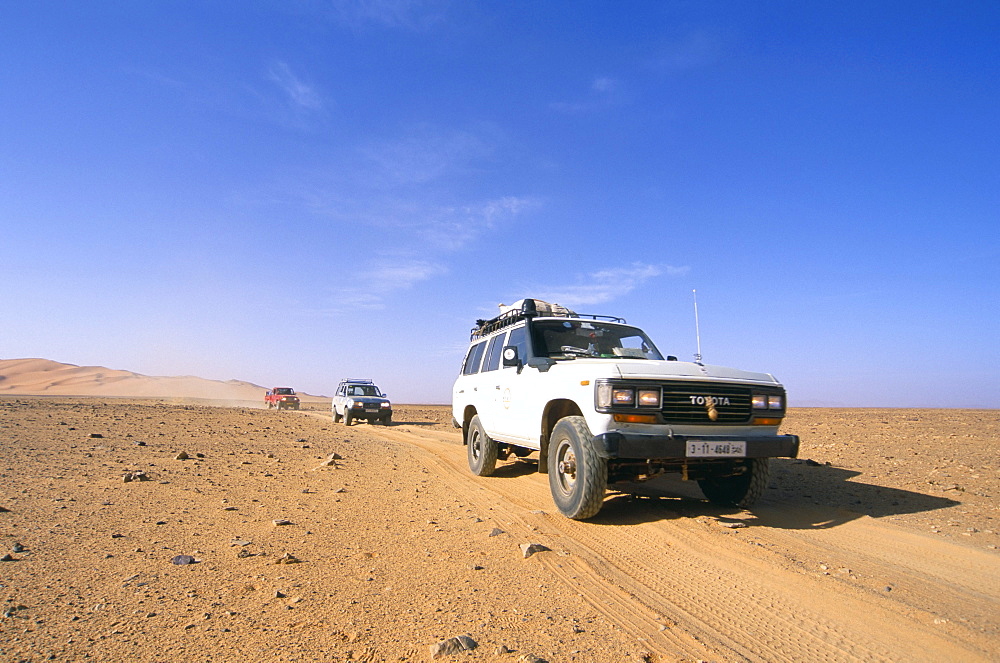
[339,378,375,384]
[470,298,626,340]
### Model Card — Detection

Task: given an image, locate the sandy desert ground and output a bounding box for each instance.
[0,362,998,662]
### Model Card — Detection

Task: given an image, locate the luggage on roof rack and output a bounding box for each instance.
[470,298,624,339]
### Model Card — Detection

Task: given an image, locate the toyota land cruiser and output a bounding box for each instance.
[452,298,799,519]
[332,378,392,425]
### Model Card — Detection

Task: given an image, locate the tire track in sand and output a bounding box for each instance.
[311,416,998,662]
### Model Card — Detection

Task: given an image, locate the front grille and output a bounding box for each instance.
[660,381,753,424]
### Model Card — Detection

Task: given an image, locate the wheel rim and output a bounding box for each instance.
[553,438,577,497]
[470,429,482,464]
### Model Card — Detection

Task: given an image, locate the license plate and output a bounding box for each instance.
[365,407,378,413]
[686,440,746,458]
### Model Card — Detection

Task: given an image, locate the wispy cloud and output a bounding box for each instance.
[266,61,322,111]
[411,196,539,251]
[360,125,494,185]
[327,257,448,310]
[531,263,688,308]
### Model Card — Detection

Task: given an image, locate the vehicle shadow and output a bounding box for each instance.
[384,421,442,427]
[584,458,960,529]
[490,460,539,479]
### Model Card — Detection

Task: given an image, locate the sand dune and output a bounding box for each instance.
[0,358,323,402]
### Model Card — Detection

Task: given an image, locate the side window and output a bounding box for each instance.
[462,341,488,375]
[482,333,506,373]
[506,325,528,366]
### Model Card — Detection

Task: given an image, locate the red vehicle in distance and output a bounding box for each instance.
[264,387,300,410]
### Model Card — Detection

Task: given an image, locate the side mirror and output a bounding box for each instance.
[501,345,520,367]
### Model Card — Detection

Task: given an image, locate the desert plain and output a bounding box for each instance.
[0,360,998,662]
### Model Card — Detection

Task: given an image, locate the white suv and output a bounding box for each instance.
[452,299,799,519]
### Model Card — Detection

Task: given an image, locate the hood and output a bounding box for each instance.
[349,396,390,404]
[609,359,780,385]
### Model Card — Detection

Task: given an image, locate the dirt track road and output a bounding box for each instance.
[354,416,998,662]
[3,399,997,662]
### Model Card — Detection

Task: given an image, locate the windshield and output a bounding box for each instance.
[531,320,664,360]
[275,388,295,395]
[347,385,381,397]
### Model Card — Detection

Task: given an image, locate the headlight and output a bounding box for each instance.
[380,402,390,408]
[752,394,768,409]
[347,400,356,408]
[768,395,783,410]
[612,388,634,406]
[637,388,661,407]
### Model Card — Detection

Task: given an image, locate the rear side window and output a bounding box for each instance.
[482,333,507,373]
[462,341,487,375]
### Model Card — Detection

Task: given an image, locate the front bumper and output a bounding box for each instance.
[595,431,800,460]
[350,404,392,417]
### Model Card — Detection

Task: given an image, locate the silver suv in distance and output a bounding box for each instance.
[452,298,799,519]
[332,378,392,426]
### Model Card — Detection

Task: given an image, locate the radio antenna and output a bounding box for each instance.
[692,289,703,364]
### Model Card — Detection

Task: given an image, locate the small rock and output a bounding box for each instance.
[274,590,286,598]
[135,440,146,446]
[0,506,10,513]
[720,521,748,529]
[518,655,546,663]
[520,543,550,559]
[175,451,189,460]
[12,543,25,553]
[171,555,196,565]
[489,527,505,537]
[89,433,104,439]
[275,553,301,564]
[496,645,513,654]
[430,634,477,658]
[231,539,252,546]
[272,519,292,526]
[1,553,17,562]
[804,459,821,466]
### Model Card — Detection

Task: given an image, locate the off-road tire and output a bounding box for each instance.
[333,409,342,423]
[698,458,771,508]
[548,416,607,520]
[467,415,498,476]
[344,410,354,426]
[380,414,391,425]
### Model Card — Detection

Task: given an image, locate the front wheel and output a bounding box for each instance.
[380,414,391,425]
[698,458,771,508]
[344,410,353,426]
[548,416,607,520]
[333,408,342,423]
[467,415,497,476]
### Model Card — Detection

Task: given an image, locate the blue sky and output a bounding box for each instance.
[2,1,998,407]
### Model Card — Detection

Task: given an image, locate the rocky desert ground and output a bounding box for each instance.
[1,395,997,662]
